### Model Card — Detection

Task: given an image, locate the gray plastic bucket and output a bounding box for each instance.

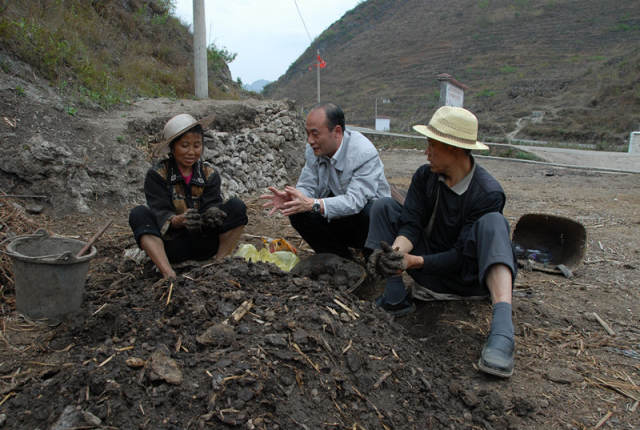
[5,229,97,322]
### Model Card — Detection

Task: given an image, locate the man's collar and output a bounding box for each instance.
[319,130,348,169]
[439,156,476,195]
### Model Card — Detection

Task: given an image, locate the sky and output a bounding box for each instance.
[173,0,362,85]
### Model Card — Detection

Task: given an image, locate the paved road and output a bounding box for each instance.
[348,125,640,173]
[511,145,640,173]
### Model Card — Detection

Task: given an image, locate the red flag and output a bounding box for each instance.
[317,55,326,68]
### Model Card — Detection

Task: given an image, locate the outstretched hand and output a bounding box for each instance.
[260,186,313,216]
[259,186,291,215]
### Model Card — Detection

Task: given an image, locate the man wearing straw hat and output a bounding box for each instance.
[366,106,517,378]
[129,113,248,280]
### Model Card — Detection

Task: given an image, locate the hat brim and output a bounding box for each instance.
[152,114,215,158]
[413,124,489,151]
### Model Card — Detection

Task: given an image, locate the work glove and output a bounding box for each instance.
[367,241,406,278]
[184,208,203,233]
[202,206,227,228]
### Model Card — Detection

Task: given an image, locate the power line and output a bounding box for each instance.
[293,0,313,44]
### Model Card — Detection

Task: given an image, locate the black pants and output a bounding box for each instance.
[289,201,373,260]
[366,197,516,297]
[129,197,247,263]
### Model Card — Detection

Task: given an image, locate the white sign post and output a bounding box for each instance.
[629,132,640,154]
[437,74,467,107]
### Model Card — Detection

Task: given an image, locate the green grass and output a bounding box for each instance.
[500,65,517,74]
[0,0,240,108]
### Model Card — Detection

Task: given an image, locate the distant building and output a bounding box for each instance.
[629,131,640,154]
[437,73,467,107]
[375,117,390,131]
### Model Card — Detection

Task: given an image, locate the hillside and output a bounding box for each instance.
[0,0,242,108]
[264,0,640,149]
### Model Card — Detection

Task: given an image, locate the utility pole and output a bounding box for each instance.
[193,0,208,99]
[316,49,321,103]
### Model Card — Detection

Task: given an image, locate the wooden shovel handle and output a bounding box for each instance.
[76,219,113,258]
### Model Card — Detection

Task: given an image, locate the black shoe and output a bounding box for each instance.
[478,334,515,378]
[375,295,416,317]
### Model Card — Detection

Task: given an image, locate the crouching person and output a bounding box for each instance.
[260,102,390,260]
[366,106,517,378]
[129,113,248,280]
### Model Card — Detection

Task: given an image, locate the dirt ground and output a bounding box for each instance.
[0,148,638,429]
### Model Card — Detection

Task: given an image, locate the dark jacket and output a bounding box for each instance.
[398,160,505,272]
[144,157,222,237]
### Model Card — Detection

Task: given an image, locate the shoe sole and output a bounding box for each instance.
[477,358,514,378]
[388,303,416,317]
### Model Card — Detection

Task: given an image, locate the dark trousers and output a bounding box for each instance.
[289,201,374,260]
[129,197,247,263]
[366,197,516,298]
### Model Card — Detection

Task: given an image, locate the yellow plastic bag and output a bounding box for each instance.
[234,243,299,272]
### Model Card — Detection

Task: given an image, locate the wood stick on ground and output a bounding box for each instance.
[373,371,392,389]
[342,339,353,354]
[223,300,253,325]
[592,312,615,336]
[77,219,113,258]
[334,298,359,319]
[594,411,613,429]
[0,392,15,407]
[98,354,115,368]
[292,343,320,372]
[165,281,174,306]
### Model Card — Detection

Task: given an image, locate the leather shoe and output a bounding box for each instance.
[478,334,514,378]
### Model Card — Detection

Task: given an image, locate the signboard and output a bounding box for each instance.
[444,82,464,107]
[375,117,390,131]
[630,132,640,154]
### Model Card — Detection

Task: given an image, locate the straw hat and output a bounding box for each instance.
[413,106,489,151]
[152,113,215,157]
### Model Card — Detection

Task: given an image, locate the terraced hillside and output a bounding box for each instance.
[264,0,640,149]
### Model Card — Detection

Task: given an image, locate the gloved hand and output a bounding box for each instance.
[367,241,406,278]
[202,206,227,228]
[184,208,203,233]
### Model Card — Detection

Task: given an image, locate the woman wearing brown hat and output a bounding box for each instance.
[128,113,248,279]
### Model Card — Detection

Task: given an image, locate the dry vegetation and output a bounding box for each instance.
[265,0,640,149]
[0,0,241,108]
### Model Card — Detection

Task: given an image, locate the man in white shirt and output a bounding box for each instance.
[261,102,390,259]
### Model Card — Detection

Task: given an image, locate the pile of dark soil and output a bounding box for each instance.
[0,253,520,429]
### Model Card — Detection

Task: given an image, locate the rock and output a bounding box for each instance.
[545,367,581,384]
[197,323,235,346]
[82,410,102,426]
[264,333,288,347]
[148,345,183,385]
[25,203,44,214]
[50,405,82,430]
[126,357,146,368]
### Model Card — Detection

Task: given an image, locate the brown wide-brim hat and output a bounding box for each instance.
[413,106,489,151]
[152,113,215,158]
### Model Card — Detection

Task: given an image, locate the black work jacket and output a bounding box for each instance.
[144,157,222,237]
[398,160,505,271]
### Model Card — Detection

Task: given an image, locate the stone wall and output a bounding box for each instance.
[198,100,306,198]
[0,86,306,214]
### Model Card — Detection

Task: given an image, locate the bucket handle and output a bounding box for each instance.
[2,229,86,262]
[0,228,48,255]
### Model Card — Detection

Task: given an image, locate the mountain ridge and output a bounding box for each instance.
[265,0,640,149]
